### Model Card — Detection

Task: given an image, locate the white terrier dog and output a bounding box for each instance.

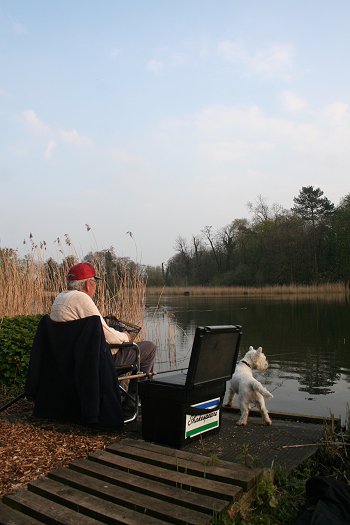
[225,346,273,426]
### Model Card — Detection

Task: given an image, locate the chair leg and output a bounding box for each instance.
[120,380,139,423]
[115,342,141,424]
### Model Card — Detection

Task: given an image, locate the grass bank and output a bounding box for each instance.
[147,282,348,298]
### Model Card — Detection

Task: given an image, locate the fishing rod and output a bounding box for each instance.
[0,368,189,414]
[0,392,25,413]
[154,367,188,375]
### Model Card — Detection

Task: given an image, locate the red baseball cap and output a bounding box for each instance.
[67,263,102,281]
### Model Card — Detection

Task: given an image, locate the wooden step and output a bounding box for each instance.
[37,471,210,525]
[110,438,262,490]
[3,489,103,525]
[1,438,262,524]
[90,449,242,501]
[5,479,168,525]
[68,457,226,514]
[0,501,44,525]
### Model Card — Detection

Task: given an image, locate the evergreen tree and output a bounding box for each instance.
[292,186,334,227]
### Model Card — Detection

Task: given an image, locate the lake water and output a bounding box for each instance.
[145,294,350,424]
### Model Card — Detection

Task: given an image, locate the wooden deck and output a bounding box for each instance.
[1,438,263,524]
[1,408,331,524]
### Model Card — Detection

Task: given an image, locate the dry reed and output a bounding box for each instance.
[93,257,146,337]
[147,283,348,298]
[0,238,146,330]
[0,246,68,317]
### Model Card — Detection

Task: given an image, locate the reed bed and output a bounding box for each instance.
[0,247,67,317]
[94,257,146,335]
[0,242,145,329]
[147,282,348,298]
[143,306,181,369]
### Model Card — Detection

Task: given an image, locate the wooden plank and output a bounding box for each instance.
[106,441,259,490]
[0,501,44,525]
[90,450,241,501]
[27,477,177,525]
[67,458,227,515]
[121,438,262,482]
[3,490,102,525]
[45,467,211,525]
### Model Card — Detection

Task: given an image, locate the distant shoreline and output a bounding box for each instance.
[146,282,348,297]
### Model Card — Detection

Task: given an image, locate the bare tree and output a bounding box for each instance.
[247,195,286,224]
[174,236,191,282]
[217,223,235,271]
[201,226,221,271]
[247,195,271,224]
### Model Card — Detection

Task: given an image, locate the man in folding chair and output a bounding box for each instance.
[50,262,156,413]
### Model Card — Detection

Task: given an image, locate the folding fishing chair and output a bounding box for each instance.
[109,341,141,423]
[104,315,144,424]
[24,314,143,428]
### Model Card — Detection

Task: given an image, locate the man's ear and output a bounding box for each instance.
[83,280,91,295]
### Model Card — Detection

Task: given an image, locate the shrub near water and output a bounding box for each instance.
[0,315,42,388]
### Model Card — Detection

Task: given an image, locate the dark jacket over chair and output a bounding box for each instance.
[25,314,123,430]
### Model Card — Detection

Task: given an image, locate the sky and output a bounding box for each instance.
[1,1,350,266]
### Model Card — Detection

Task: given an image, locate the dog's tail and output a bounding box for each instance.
[252,380,273,399]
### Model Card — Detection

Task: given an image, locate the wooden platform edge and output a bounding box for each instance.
[223,406,341,426]
[105,440,262,491]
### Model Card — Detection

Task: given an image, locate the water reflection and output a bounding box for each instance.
[145,295,350,423]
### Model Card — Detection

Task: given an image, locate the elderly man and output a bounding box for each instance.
[50,262,156,374]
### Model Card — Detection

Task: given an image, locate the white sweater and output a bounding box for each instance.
[50,290,129,350]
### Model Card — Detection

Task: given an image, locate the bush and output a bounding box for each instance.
[0,315,42,388]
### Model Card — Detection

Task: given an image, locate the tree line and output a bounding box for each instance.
[145,186,350,287]
[2,186,349,289]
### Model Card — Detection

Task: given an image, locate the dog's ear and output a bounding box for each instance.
[249,345,254,351]
[257,346,263,354]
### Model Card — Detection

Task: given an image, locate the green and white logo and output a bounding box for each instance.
[185,398,220,439]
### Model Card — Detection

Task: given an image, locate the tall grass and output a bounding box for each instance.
[0,239,146,329]
[0,246,67,317]
[93,256,146,331]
